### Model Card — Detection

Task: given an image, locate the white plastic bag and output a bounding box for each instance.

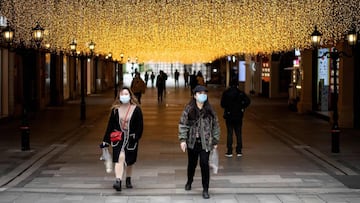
[209,148,219,174]
[100,148,113,173]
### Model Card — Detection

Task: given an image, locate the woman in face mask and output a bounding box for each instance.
[100,87,143,192]
[178,85,220,199]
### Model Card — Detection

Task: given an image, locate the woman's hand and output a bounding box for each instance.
[213,145,218,149]
[180,142,187,152]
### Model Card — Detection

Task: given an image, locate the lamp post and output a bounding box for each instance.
[347,27,360,128]
[105,53,117,98]
[119,53,124,87]
[69,39,86,120]
[2,23,27,151]
[70,38,77,96]
[89,41,95,54]
[311,26,357,153]
[2,22,14,45]
[32,22,44,49]
[80,52,86,120]
[70,39,77,53]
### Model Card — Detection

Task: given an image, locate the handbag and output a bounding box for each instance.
[110,105,131,142]
[110,131,122,142]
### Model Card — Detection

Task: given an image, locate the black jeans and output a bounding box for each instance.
[134,92,142,104]
[225,119,243,154]
[187,141,210,190]
[157,88,164,102]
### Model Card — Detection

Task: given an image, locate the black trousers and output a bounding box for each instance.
[187,141,210,190]
[134,92,142,104]
[157,88,164,102]
[225,118,243,154]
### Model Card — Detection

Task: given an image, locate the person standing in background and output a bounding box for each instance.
[221,79,250,157]
[156,70,166,103]
[189,71,197,96]
[184,69,189,87]
[150,72,155,88]
[174,69,180,88]
[144,71,149,87]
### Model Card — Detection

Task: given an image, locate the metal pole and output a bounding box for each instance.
[80,54,86,120]
[20,107,30,150]
[114,61,118,99]
[19,48,30,151]
[331,52,340,153]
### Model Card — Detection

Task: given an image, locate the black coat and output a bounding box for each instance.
[221,87,250,120]
[103,106,143,165]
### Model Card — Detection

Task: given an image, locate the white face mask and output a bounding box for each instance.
[119,95,131,104]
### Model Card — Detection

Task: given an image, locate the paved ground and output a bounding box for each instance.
[1,84,360,202]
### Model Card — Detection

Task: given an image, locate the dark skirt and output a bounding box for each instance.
[112,134,139,166]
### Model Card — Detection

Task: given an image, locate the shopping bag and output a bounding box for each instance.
[100,148,113,173]
[209,148,219,174]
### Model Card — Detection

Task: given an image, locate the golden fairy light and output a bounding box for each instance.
[1,0,359,63]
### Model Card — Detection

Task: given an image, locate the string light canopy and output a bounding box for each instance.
[1,0,359,63]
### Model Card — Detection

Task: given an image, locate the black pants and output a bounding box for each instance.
[225,119,243,154]
[134,92,142,104]
[187,141,210,190]
[157,87,164,102]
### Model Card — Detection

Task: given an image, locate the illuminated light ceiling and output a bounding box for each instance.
[1,0,359,64]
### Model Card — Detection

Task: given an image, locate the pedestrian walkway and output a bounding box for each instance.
[1,85,360,202]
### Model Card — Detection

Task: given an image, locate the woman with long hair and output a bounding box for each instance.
[101,87,143,191]
[178,85,220,199]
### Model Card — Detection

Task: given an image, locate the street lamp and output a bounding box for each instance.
[70,39,77,54]
[88,40,95,55]
[2,23,28,151]
[310,26,356,153]
[347,27,358,47]
[2,22,14,45]
[310,26,322,48]
[32,22,44,48]
[119,53,124,86]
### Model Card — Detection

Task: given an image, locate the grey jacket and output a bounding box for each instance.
[178,100,220,152]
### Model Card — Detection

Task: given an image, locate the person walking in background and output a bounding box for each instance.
[130,72,146,104]
[162,71,168,96]
[150,72,155,88]
[156,70,166,103]
[184,69,189,87]
[174,69,180,88]
[100,87,143,192]
[196,71,205,86]
[189,71,197,96]
[221,79,250,158]
[144,71,149,87]
[178,85,220,199]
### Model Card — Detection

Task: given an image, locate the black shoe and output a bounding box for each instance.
[202,190,210,199]
[185,183,191,191]
[126,177,133,189]
[113,180,121,191]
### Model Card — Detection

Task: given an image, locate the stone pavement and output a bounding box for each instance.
[0,85,360,202]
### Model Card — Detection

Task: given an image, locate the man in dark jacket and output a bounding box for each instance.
[221,79,250,157]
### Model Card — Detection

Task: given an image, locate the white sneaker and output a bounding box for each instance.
[237,153,243,157]
[225,153,233,158]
